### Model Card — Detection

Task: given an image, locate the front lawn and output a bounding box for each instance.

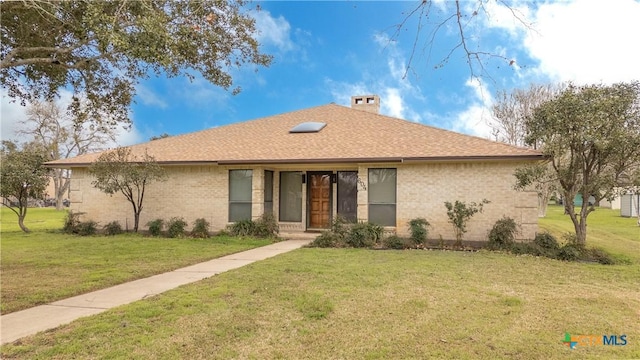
[2,249,638,359]
[539,205,640,263]
[0,208,271,314]
[1,206,638,359]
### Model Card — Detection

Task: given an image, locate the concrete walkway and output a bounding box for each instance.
[0,239,311,345]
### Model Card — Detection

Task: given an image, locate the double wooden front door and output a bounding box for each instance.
[308,173,331,228]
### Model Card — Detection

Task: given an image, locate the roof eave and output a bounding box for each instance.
[44,154,544,168]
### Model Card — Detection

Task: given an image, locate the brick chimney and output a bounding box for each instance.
[351,95,380,114]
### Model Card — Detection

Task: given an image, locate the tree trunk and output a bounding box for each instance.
[538,192,550,217]
[54,172,70,211]
[564,191,588,246]
[18,214,30,233]
[573,218,587,246]
[55,191,65,211]
[133,211,140,232]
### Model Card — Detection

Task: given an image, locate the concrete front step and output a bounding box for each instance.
[279,232,321,241]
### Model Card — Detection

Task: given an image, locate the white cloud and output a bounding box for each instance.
[492,0,640,84]
[252,10,294,52]
[136,84,167,109]
[451,78,495,138]
[113,123,143,147]
[0,93,28,143]
[382,88,405,118]
[325,33,424,123]
[326,80,370,107]
[447,0,640,140]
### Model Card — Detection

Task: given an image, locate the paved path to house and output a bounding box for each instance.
[0,239,312,345]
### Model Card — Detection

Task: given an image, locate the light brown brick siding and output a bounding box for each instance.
[394,161,537,241]
[70,160,537,240]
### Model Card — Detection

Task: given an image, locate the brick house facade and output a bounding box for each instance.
[48,96,542,241]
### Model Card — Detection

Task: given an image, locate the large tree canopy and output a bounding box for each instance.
[517,82,640,245]
[1,0,272,129]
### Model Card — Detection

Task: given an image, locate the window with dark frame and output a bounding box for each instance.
[229,169,252,222]
[279,171,303,222]
[337,171,358,222]
[368,168,396,227]
[264,170,273,215]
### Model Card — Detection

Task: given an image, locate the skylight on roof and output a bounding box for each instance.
[289,122,327,133]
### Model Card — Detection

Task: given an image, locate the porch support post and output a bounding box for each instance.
[252,167,265,220]
[357,165,368,222]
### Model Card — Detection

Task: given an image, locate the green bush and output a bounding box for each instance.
[228,219,256,237]
[330,215,351,240]
[228,214,279,238]
[444,199,490,247]
[103,221,123,236]
[62,212,97,235]
[76,221,98,236]
[309,231,342,248]
[586,247,616,265]
[383,235,410,250]
[253,213,279,238]
[408,218,430,245]
[147,219,164,237]
[167,217,188,238]
[508,232,617,265]
[191,218,210,238]
[557,243,583,261]
[534,232,560,251]
[487,217,518,250]
[346,222,383,248]
[509,242,538,256]
[62,211,83,234]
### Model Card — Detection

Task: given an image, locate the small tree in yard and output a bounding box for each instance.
[444,199,490,247]
[0,141,50,232]
[517,82,640,245]
[89,147,166,232]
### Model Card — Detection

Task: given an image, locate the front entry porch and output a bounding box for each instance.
[255,168,359,232]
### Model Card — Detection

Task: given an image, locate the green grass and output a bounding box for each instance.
[1,205,639,359]
[539,205,640,262]
[0,208,271,314]
[0,207,67,233]
[2,250,638,359]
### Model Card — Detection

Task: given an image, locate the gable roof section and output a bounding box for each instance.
[46,103,543,167]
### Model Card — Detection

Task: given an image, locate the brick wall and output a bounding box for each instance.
[69,160,538,240]
[394,161,538,241]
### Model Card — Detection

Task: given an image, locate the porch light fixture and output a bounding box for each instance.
[289,122,326,133]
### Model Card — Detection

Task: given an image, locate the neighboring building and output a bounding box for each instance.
[45,95,543,241]
[600,196,621,210]
[621,192,639,218]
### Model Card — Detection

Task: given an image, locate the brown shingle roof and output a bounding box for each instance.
[46,103,542,167]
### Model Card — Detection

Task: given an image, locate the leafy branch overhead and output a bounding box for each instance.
[0,0,272,128]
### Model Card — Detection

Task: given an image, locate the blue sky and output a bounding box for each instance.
[2,0,640,146]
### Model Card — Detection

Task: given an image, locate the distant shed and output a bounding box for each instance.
[620,193,639,218]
